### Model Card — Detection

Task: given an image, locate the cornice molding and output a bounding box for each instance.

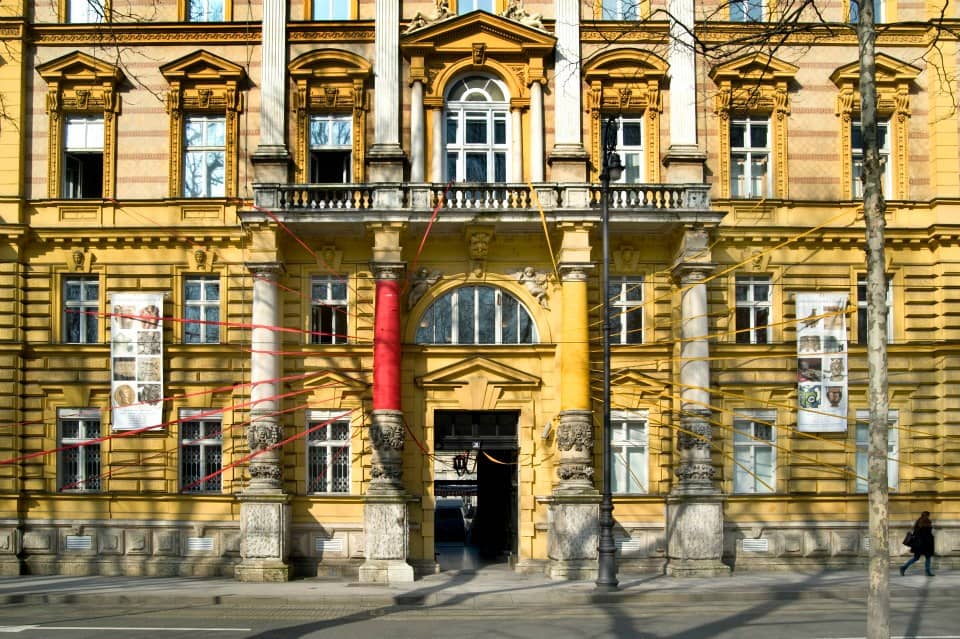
[31,22,376,45]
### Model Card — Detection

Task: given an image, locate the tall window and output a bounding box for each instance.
[307,411,350,493]
[183,115,226,198]
[180,410,222,492]
[850,0,883,23]
[856,274,893,344]
[58,409,101,492]
[611,411,648,493]
[602,0,638,19]
[313,0,350,19]
[735,276,771,344]
[731,0,763,21]
[602,117,644,183]
[730,117,770,198]
[63,276,99,344]
[310,276,348,344]
[445,76,509,183]
[188,0,225,21]
[851,120,890,198]
[309,115,352,183]
[855,410,898,492]
[184,276,220,344]
[458,0,494,13]
[415,286,538,345]
[69,0,105,23]
[733,411,776,493]
[609,277,644,344]
[63,116,104,199]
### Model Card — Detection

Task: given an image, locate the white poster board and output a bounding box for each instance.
[110,292,164,431]
[796,292,849,432]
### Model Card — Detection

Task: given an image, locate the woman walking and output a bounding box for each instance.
[900,511,935,576]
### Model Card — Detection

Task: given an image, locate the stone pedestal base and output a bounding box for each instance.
[359,495,414,583]
[665,497,730,577]
[367,144,406,183]
[236,493,292,582]
[251,146,291,184]
[547,496,600,580]
[547,145,589,182]
[662,145,707,184]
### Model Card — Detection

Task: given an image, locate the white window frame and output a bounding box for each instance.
[69,0,105,23]
[310,276,349,344]
[855,409,898,492]
[603,116,644,184]
[730,0,763,21]
[313,0,350,19]
[851,120,891,198]
[856,274,893,345]
[415,285,539,345]
[183,115,226,198]
[735,275,771,344]
[306,410,351,493]
[184,276,220,344]
[601,0,639,20]
[58,408,101,492]
[179,409,223,493]
[609,276,644,345]
[187,0,225,22]
[733,410,776,494]
[308,114,353,183]
[730,117,771,198]
[445,76,510,183]
[63,116,104,199]
[611,410,648,494]
[63,275,99,344]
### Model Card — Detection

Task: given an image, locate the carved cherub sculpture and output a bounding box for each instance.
[406,0,455,32]
[515,266,549,309]
[408,267,442,309]
[502,0,544,29]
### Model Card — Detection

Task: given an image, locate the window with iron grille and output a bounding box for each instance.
[856,274,893,345]
[733,410,776,493]
[184,276,220,344]
[854,409,898,493]
[180,410,222,493]
[310,276,348,344]
[307,412,351,493]
[58,409,101,492]
[63,276,99,344]
[609,277,644,344]
[735,275,771,344]
[611,411,648,494]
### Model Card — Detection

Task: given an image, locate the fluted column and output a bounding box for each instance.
[529,81,544,182]
[663,0,706,182]
[410,80,425,182]
[251,0,290,183]
[369,0,405,181]
[549,0,589,181]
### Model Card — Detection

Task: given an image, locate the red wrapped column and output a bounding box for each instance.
[373,276,401,410]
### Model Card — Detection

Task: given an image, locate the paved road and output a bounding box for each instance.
[0,596,957,638]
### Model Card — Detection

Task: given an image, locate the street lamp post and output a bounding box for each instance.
[596,116,624,591]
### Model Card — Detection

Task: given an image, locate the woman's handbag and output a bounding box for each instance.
[903,530,916,547]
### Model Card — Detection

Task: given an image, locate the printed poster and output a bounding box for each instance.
[110,292,163,431]
[796,292,849,432]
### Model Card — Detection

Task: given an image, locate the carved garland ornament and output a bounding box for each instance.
[556,421,593,452]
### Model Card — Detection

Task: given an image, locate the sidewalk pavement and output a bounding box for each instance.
[0,565,954,609]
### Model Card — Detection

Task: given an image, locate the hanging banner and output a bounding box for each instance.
[110,292,164,431]
[796,292,849,432]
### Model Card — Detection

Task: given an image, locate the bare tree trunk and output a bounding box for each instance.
[855,2,891,638]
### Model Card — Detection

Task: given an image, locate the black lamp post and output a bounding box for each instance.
[596,116,624,591]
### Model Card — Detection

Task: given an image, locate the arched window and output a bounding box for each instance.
[416,286,537,344]
[444,76,510,183]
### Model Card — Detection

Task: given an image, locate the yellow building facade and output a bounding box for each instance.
[0,0,957,580]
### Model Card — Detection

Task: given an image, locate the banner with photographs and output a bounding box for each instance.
[110,292,163,431]
[796,292,849,432]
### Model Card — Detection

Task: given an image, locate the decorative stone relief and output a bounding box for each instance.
[407,267,441,309]
[555,411,595,488]
[369,410,405,491]
[501,0,545,30]
[405,0,454,32]
[514,266,550,309]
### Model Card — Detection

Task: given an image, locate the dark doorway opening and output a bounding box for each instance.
[433,410,518,570]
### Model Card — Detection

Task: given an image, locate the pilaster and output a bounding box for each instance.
[370,0,406,181]
[252,0,290,184]
[549,0,588,181]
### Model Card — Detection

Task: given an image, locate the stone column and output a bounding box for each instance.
[663,0,706,182]
[529,81,544,182]
[512,108,523,182]
[236,263,292,582]
[410,80,425,183]
[360,224,414,583]
[251,0,290,183]
[368,0,406,181]
[666,227,729,577]
[548,0,589,181]
[548,224,600,580]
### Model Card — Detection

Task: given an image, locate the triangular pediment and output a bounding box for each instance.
[160,49,246,83]
[709,52,799,85]
[830,53,920,87]
[611,369,670,401]
[302,369,369,405]
[417,357,541,389]
[37,51,123,84]
[401,11,555,56]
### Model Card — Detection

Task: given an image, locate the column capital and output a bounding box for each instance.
[671,262,715,286]
[558,263,594,282]
[371,263,406,280]
[245,261,285,278]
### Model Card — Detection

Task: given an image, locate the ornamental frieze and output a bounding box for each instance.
[370,422,404,451]
[558,464,594,481]
[556,422,593,452]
